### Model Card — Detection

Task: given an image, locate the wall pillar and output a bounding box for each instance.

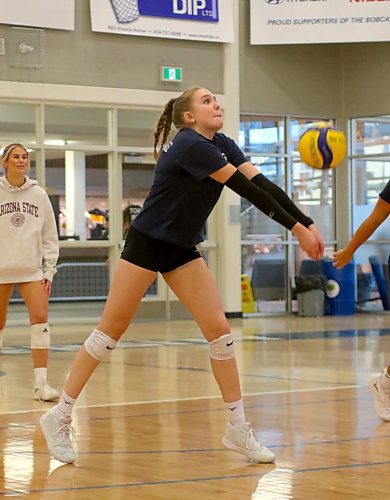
[215,0,242,316]
[65,150,86,240]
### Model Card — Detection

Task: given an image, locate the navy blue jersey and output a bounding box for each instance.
[379,179,390,204]
[381,180,390,272]
[133,127,247,248]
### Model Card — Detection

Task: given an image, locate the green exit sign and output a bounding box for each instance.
[161,66,183,82]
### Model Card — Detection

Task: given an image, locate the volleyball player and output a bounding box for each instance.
[333,179,390,421]
[40,87,324,464]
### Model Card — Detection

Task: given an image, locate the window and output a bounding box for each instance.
[0,102,37,145]
[45,106,108,146]
[2,100,164,302]
[240,115,336,314]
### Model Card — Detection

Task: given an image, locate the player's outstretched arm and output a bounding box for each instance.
[211,164,321,260]
[237,161,325,257]
[238,162,314,227]
[333,197,390,269]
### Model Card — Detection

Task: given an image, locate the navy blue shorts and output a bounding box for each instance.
[121,226,202,273]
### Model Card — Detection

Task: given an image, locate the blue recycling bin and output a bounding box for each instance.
[322,260,356,315]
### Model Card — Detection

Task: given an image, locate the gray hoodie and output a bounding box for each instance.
[0,175,59,284]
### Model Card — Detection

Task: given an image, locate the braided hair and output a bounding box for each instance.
[153,87,201,160]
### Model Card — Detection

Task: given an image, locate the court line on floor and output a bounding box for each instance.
[76,384,363,410]
[0,384,361,415]
[2,326,390,355]
[5,431,390,459]
[5,460,390,496]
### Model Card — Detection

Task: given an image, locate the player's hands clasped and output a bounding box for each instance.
[308,224,325,260]
[292,223,324,260]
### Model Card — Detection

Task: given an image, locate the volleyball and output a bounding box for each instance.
[298,127,347,170]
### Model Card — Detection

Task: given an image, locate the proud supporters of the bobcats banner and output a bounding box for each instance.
[251,0,390,45]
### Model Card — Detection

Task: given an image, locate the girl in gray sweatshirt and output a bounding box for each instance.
[0,143,59,401]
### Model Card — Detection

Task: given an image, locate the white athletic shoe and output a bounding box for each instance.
[368,372,390,422]
[222,421,275,463]
[40,406,76,463]
[33,379,60,402]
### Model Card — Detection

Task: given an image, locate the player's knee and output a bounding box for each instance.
[84,328,117,361]
[31,323,51,349]
[209,333,235,360]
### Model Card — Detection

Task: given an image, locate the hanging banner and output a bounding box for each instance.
[0,0,75,31]
[250,0,390,45]
[90,0,234,43]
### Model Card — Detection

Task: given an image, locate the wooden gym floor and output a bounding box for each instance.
[0,311,389,499]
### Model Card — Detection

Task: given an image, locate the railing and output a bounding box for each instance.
[11,262,157,302]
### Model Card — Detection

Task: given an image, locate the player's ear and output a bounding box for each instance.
[183,111,194,125]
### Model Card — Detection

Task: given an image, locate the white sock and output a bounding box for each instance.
[56,391,76,418]
[380,368,390,391]
[225,399,247,428]
[0,329,4,352]
[34,367,47,384]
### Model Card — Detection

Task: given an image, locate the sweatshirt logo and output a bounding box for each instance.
[11,213,25,227]
[0,201,39,219]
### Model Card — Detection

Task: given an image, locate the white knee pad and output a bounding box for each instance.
[84,329,117,361]
[31,323,50,349]
[0,329,4,351]
[209,333,235,360]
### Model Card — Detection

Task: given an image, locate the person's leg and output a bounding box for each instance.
[0,284,14,351]
[368,254,390,422]
[165,258,239,397]
[18,281,49,368]
[0,283,14,352]
[40,259,156,463]
[62,259,156,400]
[163,258,275,463]
[18,281,59,401]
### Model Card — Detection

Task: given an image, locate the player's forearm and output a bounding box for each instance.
[225,170,297,230]
[344,217,379,254]
[251,173,314,228]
